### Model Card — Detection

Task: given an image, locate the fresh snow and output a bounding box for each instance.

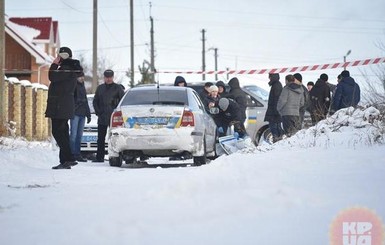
[0,107,384,245]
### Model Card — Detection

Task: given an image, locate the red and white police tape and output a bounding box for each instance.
[156,57,385,75]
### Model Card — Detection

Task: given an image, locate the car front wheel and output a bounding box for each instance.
[109,155,123,167]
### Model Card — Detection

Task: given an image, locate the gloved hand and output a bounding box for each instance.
[233,132,239,140]
[217,127,224,134]
[87,117,91,124]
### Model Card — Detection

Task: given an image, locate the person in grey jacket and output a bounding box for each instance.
[277,74,304,137]
[92,69,125,162]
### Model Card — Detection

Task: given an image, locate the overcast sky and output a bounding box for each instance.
[5,0,385,88]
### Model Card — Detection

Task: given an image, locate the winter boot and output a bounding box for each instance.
[52,162,71,169]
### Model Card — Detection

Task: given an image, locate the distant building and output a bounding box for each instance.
[5,17,60,86]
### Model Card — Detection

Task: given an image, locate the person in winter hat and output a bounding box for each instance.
[227,77,247,123]
[309,73,331,125]
[174,76,187,87]
[216,80,228,96]
[264,73,284,143]
[293,72,310,129]
[92,69,125,162]
[46,46,83,169]
[277,74,304,137]
[332,70,360,112]
[217,98,247,138]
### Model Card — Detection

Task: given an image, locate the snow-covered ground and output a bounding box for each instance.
[1,107,384,245]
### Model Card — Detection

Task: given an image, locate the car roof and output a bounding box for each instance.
[130,85,194,92]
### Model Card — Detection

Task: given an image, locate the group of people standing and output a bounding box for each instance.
[46,46,124,169]
[265,70,361,142]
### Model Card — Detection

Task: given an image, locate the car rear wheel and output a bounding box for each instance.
[193,137,207,166]
[109,155,123,167]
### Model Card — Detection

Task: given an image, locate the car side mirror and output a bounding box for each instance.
[209,107,219,114]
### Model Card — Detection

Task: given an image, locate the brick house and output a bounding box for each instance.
[5,17,60,86]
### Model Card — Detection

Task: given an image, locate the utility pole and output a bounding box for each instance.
[213,48,218,80]
[0,0,5,135]
[130,0,134,87]
[201,29,206,81]
[149,3,155,83]
[343,49,351,71]
[92,0,98,92]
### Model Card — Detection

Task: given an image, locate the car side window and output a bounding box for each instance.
[246,94,263,107]
[191,91,205,111]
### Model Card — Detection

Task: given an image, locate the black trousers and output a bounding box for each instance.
[51,118,75,163]
[96,124,108,160]
[282,115,300,137]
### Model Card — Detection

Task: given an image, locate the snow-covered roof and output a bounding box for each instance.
[5,18,54,64]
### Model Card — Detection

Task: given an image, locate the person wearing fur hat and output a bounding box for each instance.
[46,47,83,169]
[309,73,331,125]
[331,70,360,112]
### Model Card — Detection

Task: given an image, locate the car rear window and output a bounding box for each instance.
[121,89,188,106]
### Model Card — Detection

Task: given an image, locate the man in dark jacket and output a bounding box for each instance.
[70,72,91,162]
[332,70,360,112]
[309,73,331,125]
[92,69,125,162]
[218,98,247,138]
[264,73,284,142]
[227,77,247,123]
[46,47,83,169]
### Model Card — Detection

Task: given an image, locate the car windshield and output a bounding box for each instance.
[242,85,269,101]
[121,89,188,106]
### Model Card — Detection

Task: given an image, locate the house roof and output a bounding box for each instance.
[5,18,53,64]
[9,17,53,41]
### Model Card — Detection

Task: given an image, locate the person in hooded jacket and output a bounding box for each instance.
[46,46,83,169]
[227,77,247,123]
[332,70,360,112]
[309,73,331,125]
[174,76,187,87]
[69,72,91,162]
[277,74,304,137]
[264,73,284,143]
[92,69,125,162]
[216,80,228,97]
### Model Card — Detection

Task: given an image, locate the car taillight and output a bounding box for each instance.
[180,110,194,127]
[111,111,124,127]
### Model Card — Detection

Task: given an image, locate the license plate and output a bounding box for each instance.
[82,135,98,142]
[136,117,169,125]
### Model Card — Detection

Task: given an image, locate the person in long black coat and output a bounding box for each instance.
[309,73,331,125]
[45,47,83,169]
[264,73,284,142]
[92,69,125,162]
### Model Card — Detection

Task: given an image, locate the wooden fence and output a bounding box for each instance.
[1,78,50,140]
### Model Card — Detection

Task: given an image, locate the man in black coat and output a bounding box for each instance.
[264,73,284,142]
[309,73,331,125]
[45,47,83,169]
[92,69,125,162]
[227,77,247,123]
